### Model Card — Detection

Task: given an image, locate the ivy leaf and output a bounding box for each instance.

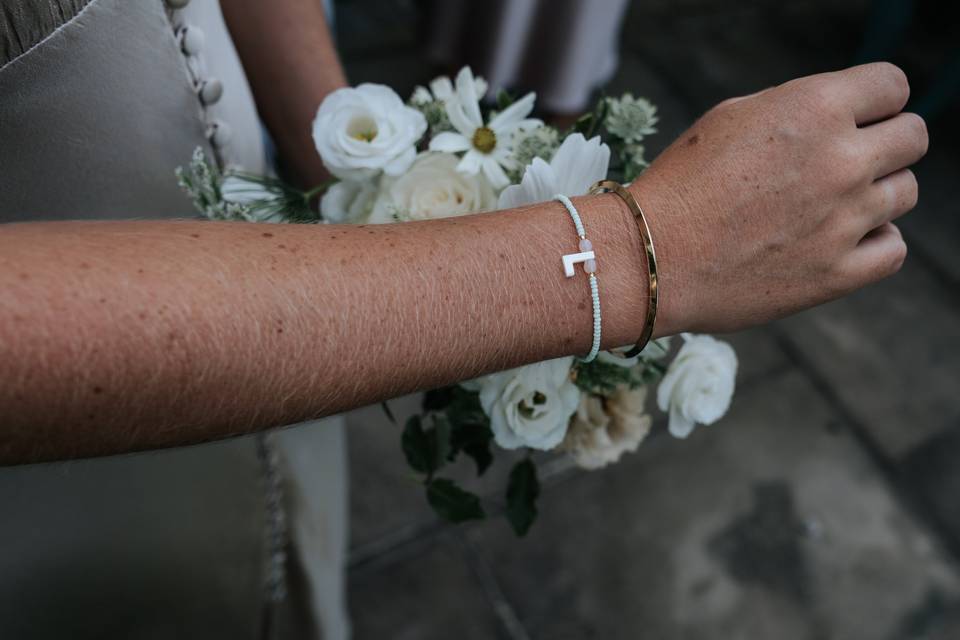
[426,478,485,523]
[450,422,494,475]
[505,459,540,536]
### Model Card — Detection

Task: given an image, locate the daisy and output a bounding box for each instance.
[429,67,540,189]
[412,73,488,105]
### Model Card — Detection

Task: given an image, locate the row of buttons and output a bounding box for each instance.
[167,0,231,154]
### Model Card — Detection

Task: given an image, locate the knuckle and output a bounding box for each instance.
[878,62,911,104]
[806,80,841,113]
[905,113,930,155]
[828,139,865,182]
[887,238,908,274]
[902,170,919,209]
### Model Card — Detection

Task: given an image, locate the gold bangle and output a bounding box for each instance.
[589,180,658,358]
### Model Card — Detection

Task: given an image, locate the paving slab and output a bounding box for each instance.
[348,532,506,640]
[463,370,960,640]
[901,140,960,286]
[775,258,960,458]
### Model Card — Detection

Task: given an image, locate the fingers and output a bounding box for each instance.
[843,222,907,286]
[831,62,911,126]
[862,168,919,229]
[859,112,929,179]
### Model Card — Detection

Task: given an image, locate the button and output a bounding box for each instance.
[165,0,190,8]
[198,79,224,106]
[178,25,205,56]
[208,120,232,147]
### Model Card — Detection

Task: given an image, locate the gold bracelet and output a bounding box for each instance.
[589,180,658,358]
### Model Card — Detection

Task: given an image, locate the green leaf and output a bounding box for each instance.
[426,478,485,523]
[422,387,455,412]
[496,89,514,111]
[402,415,452,478]
[402,415,432,474]
[431,416,452,469]
[444,387,489,426]
[450,422,494,475]
[505,459,540,536]
[573,112,594,135]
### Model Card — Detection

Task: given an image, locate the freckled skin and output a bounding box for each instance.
[0,64,927,463]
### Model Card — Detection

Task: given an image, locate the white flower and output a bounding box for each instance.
[429,67,540,189]
[562,387,652,470]
[368,152,497,223]
[220,174,272,206]
[312,84,427,181]
[509,125,561,178]
[466,357,580,450]
[497,133,610,209]
[657,334,737,439]
[320,180,378,223]
[604,94,659,144]
[413,74,488,105]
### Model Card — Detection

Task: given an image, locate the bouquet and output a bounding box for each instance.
[177,67,738,535]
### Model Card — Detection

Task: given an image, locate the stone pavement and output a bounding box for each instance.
[335,1,960,637]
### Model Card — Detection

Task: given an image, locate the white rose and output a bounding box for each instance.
[367,152,497,223]
[312,84,427,181]
[320,180,377,223]
[657,334,737,439]
[467,357,580,450]
[562,387,652,470]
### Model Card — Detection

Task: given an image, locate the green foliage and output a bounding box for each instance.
[450,422,494,475]
[401,415,450,478]
[505,459,540,536]
[574,359,641,395]
[426,478,485,522]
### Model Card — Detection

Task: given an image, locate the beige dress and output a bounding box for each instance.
[0,1,348,638]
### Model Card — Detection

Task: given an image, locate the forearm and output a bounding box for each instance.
[0,194,649,463]
[221,0,347,186]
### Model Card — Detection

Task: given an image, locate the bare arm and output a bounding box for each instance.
[221,0,347,186]
[0,196,648,462]
[0,63,927,463]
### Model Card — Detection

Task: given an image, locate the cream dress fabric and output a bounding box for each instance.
[0,1,348,638]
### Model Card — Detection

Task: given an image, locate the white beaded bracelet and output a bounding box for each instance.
[555,194,601,362]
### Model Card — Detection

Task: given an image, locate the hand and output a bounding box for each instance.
[632,62,928,335]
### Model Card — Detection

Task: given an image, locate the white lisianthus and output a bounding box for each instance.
[312,84,427,181]
[429,67,540,189]
[465,357,579,450]
[320,180,378,223]
[657,334,737,439]
[497,133,610,209]
[367,152,497,223]
[562,387,652,470]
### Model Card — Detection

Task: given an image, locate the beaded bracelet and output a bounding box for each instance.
[555,194,601,363]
